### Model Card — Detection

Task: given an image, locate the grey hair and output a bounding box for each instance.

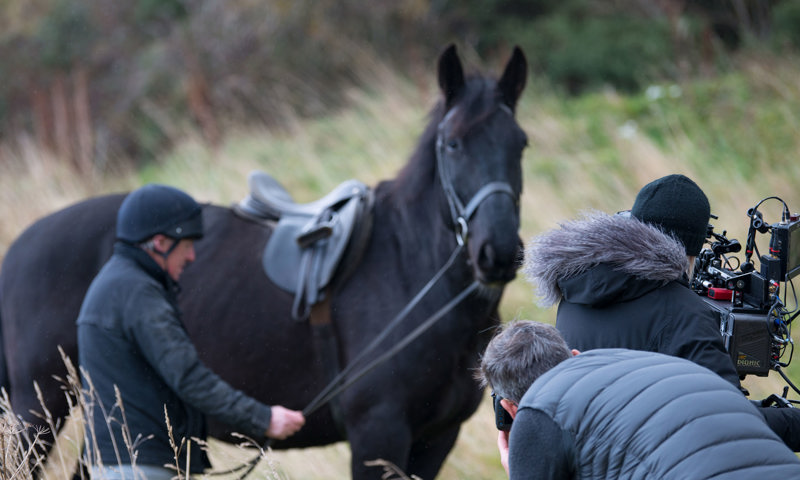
[139,239,156,251]
[476,320,571,403]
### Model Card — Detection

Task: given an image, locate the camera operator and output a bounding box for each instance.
[523,174,800,450]
[477,320,800,479]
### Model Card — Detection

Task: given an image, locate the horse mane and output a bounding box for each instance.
[383,74,502,206]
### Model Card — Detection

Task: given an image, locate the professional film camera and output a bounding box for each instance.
[691,197,800,391]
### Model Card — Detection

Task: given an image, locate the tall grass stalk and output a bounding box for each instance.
[1,361,294,480]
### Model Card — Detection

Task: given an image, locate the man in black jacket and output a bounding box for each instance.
[477,320,800,479]
[523,173,800,450]
[78,184,305,479]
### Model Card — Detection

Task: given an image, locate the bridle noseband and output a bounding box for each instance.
[435,103,519,246]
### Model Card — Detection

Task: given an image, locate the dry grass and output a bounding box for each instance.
[0,366,291,480]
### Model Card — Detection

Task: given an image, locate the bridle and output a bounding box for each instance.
[435,103,520,247]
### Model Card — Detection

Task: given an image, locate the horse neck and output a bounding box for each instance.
[379,117,440,224]
[372,157,464,277]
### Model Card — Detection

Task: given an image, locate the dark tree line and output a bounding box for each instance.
[0,0,796,169]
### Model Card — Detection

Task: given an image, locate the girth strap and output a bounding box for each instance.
[309,296,347,438]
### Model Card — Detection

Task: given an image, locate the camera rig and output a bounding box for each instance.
[690,196,800,390]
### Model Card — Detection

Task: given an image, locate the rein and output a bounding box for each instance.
[225,246,475,480]
[303,245,471,417]
[307,279,480,414]
[225,103,515,479]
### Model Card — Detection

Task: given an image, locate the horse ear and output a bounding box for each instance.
[437,44,465,110]
[498,46,528,112]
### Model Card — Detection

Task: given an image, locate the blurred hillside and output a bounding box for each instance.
[2,0,799,169]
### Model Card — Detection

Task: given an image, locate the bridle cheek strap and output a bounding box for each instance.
[435,105,518,247]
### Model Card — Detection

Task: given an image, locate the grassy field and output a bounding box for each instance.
[2,50,800,478]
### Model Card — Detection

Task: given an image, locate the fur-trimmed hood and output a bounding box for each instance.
[524,211,689,307]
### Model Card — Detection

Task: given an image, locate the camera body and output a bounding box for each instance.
[701,298,775,376]
[691,205,800,377]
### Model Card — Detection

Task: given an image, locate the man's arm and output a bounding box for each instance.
[128,291,276,438]
[508,408,574,479]
[661,304,741,387]
[759,406,800,451]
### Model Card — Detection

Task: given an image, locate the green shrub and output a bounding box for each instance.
[772,1,800,50]
[524,13,673,94]
[454,0,675,94]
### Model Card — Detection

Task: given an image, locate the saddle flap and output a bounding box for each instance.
[262,180,371,319]
[264,215,308,293]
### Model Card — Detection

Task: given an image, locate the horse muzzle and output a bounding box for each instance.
[470,234,522,286]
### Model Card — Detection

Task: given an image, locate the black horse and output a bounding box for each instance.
[0,45,527,479]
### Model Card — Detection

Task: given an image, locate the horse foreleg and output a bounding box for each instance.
[406,425,461,480]
[347,420,413,480]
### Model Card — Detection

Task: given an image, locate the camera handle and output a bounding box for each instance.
[745,208,768,264]
[744,198,793,264]
[776,366,800,399]
[762,394,792,408]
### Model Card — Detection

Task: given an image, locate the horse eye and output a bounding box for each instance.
[446,139,460,151]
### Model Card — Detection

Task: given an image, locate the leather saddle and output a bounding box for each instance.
[235,170,373,321]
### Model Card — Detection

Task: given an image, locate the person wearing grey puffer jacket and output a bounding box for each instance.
[478,321,800,479]
[523,174,800,451]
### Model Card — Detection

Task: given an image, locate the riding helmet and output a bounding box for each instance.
[116,184,204,243]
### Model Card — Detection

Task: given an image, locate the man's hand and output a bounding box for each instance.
[266,406,306,440]
[498,430,510,476]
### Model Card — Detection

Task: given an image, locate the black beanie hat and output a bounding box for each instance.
[631,174,710,256]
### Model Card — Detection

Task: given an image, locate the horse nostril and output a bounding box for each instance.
[476,241,519,283]
[478,243,495,270]
[478,243,497,272]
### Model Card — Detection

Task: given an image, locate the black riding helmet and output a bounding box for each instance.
[116,184,204,244]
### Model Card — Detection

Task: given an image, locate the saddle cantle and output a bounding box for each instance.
[235,170,373,320]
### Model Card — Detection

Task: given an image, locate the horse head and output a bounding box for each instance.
[435,44,528,286]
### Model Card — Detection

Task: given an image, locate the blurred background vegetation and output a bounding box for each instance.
[3,0,800,478]
[2,0,800,166]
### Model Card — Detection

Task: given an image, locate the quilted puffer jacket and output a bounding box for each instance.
[509,349,800,479]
